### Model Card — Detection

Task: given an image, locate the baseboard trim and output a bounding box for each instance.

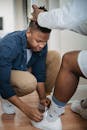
[68,84,87,103]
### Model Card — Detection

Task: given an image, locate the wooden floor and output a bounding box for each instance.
[0,91,87,130]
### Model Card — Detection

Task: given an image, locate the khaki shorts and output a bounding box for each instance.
[10,51,61,96]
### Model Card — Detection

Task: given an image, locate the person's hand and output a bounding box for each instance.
[31,4,44,21]
[8,95,43,122]
[39,97,51,112]
[40,98,51,108]
[24,105,43,122]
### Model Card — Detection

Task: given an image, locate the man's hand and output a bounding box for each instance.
[24,105,43,122]
[40,98,51,108]
[37,83,51,112]
[39,98,51,113]
[31,4,44,21]
[8,95,43,122]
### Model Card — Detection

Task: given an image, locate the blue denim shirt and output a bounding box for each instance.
[0,30,47,99]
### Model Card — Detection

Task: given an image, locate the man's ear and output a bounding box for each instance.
[26,29,31,38]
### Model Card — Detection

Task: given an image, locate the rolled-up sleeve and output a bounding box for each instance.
[0,46,16,99]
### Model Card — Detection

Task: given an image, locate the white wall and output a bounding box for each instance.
[59,0,87,54]
[0,0,26,36]
[14,0,26,30]
[60,30,87,55]
[0,0,15,36]
[48,0,61,52]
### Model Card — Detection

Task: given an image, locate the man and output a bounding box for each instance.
[31,0,87,130]
[0,7,61,123]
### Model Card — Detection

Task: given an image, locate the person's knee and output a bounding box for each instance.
[12,72,37,96]
[62,51,83,76]
[14,78,37,97]
[62,52,72,69]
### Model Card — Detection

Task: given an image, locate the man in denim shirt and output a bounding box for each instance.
[0,9,61,122]
[0,21,51,121]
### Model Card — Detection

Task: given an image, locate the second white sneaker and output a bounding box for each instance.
[1,98,15,114]
[71,100,87,119]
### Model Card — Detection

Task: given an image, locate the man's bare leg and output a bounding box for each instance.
[48,51,87,118]
[54,51,85,102]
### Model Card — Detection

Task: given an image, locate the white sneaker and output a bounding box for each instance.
[31,110,62,130]
[71,100,87,119]
[1,98,15,114]
[48,101,65,118]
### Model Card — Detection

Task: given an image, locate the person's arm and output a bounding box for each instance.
[32,45,51,109]
[32,51,47,106]
[37,82,46,100]
[0,45,43,122]
[0,45,17,99]
[32,0,87,30]
[8,95,43,122]
[37,82,51,112]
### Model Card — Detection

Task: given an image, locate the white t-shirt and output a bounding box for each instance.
[26,49,32,64]
[37,0,87,35]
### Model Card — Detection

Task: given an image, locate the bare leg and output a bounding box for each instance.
[54,51,86,103]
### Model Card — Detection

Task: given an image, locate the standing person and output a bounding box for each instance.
[0,7,61,124]
[31,0,87,130]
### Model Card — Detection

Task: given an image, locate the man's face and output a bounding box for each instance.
[26,29,50,52]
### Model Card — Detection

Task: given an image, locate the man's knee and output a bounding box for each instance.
[62,52,71,69]
[21,74,37,92]
[11,70,37,96]
[62,51,80,71]
[14,75,37,97]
